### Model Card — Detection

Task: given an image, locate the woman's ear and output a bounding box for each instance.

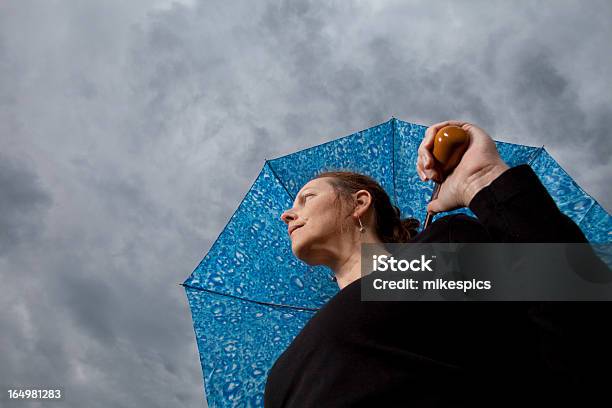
[352,190,372,217]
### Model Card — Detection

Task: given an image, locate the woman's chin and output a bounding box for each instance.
[291,241,306,259]
[291,241,314,265]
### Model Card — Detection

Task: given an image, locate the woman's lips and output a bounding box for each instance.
[289,225,303,236]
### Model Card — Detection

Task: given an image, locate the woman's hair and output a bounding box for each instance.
[313,171,420,242]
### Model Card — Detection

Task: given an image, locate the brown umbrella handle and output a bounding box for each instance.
[423,125,470,230]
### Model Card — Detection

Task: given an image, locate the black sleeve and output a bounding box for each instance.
[468,164,612,401]
[413,213,492,243]
[468,164,588,243]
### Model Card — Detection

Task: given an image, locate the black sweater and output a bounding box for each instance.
[264,165,611,407]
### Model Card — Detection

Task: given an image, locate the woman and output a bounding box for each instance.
[264,121,603,407]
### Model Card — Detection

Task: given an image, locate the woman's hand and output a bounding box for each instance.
[416,120,510,213]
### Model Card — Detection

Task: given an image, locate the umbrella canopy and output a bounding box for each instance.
[183,118,612,407]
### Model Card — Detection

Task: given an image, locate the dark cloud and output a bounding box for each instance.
[0,155,52,255]
[54,267,119,346]
[1,1,611,408]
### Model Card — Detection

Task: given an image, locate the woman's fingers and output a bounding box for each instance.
[417,154,441,182]
[426,168,441,183]
[418,120,454,173]
[418,120,473,182]
[424,120,468,140]
[417,153,435,181]
[420,121,448,153]
[417,155,425,180]
[426,199,442,214]
[417,139,434,177]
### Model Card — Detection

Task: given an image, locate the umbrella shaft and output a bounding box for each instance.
[423,183,441,230]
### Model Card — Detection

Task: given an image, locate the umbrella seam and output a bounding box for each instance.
[265,160,339,282]
[577,201,597,230]
[528,147,607,234]
[183,163,267,285]
[527,145,545,165]
[391,117,398,206]
[267,118,397,161]
[182,283,321,312]
[265,160,294,200]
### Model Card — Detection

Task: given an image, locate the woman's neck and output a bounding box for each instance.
[332,236,390,290]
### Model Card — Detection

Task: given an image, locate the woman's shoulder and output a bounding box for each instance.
[412,213,491,243]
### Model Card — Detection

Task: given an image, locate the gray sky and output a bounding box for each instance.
[1,1,611,407]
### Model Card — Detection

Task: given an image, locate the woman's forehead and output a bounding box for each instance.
[300,177,331,192]
[293,179,332,203]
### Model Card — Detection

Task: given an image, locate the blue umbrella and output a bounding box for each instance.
[183,118,612,407]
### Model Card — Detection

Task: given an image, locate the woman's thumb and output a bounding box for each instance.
[427,199,444,214]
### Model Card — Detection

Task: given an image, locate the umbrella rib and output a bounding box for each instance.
[391,117,398,206]
[265,160,340,283]
[268,120,394,162]
[265,160,294,200]
[527,146,602,235]
[528,145,545,165]
[577,201,597,230]
[181,283,320,312]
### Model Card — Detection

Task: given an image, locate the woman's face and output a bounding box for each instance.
[280,177,351,265]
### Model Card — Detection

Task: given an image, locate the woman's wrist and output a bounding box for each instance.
[461,161,510,206]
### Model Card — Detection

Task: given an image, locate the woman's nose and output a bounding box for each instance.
[281,209,296,224]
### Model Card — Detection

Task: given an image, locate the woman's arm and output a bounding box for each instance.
[417,121,587,243]
[467,164,587,242]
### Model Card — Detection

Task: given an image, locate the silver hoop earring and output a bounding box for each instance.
[358,217,366,233]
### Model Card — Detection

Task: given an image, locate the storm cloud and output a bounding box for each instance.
[1,1,611,407]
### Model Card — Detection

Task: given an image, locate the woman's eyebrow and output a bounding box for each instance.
[294,188,316,205]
